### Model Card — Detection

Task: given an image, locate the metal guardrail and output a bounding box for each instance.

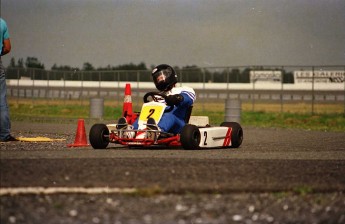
[7,85,344,101]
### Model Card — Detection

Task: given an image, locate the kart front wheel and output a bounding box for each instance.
[180,124,201,150]
[89,124,109,149]
[220,122,243,148]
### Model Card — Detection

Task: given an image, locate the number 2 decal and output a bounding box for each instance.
[203,131,207,145]
[146,109,155,119]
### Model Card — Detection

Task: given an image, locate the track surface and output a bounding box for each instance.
[1,122,345,223]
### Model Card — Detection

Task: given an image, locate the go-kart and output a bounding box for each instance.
[89,92,243,150]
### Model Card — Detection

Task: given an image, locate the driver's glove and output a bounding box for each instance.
[166,94,184,106]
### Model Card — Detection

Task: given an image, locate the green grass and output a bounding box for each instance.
[242,111,345,132]
[194,110,345,132]
[9,102,345,132]
[10,103,122,118]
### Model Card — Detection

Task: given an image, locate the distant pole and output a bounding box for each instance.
[311,66,315,115]
[117,72,120,106]
[63,72,66,105]
[281,66,284,113]
[343,66,345,116]
[226,67,229,92]
[98,71,101,97]
[16,68,20,105]
[252,79,256,112]
[202,68,206,112]
[81,71,84,106]
[137,70,140,108]
[32,69,35,106]
[47,70,50,105]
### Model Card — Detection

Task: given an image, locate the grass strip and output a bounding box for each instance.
[9,102,345,132]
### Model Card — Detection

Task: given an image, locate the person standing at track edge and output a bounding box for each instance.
[0,18,17,142]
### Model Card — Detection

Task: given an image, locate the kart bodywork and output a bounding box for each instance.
[89,92,243,150]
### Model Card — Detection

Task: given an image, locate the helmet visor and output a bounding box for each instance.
[153,69,172,91]
[155,72,167,83]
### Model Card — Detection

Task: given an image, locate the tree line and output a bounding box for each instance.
[6,56,294,83]
[8,57,149,71]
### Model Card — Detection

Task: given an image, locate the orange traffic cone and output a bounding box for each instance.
[122,83,137,124]
[67,119,90,147]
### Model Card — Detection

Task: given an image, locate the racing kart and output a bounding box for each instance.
[89,92,243,150]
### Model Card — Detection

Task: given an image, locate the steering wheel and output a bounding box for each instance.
[143,92,174,113]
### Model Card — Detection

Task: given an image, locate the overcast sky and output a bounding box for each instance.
[1,0,344,69]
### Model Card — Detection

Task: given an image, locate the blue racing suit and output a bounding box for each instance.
[133,86,196,134]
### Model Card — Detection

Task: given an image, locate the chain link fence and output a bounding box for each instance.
[6,66,345,115]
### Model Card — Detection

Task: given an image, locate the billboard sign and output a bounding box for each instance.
[294,70,345,83]
[250,70,282,83]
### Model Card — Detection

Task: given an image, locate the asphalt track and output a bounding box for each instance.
[1,121,345,223]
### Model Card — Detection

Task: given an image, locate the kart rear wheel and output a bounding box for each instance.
[89,124,109,149]
[180,124,201,150]
[220,122,243,148]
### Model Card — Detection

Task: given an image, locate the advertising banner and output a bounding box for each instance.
[250,70,282,83]
[294,71,345,83]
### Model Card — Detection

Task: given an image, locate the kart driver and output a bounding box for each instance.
[117,64,196,137]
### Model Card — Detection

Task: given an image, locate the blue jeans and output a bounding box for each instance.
[0,58,11,140]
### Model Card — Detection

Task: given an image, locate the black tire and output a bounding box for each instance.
[220,122,243,148]
[89,124,109,149]
[180,124,201,150]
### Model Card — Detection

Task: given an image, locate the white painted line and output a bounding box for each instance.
[0,187,138,196]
